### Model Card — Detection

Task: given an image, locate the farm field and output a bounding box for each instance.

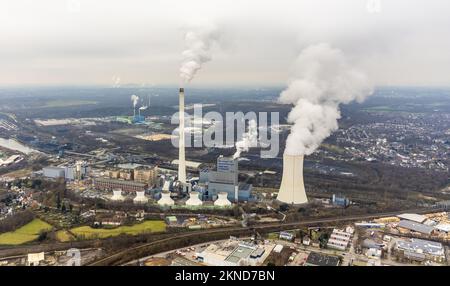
[0,219,52,245]
[55,230,75,242]
[70,220,166,239]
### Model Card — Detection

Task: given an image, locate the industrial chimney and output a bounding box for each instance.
[178,88,187,186]
[277,154,308,204]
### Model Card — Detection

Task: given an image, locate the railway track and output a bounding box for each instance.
[88,207,442,266]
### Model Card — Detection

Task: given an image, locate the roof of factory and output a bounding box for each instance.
[397,220,434,234]
[43,166,65,171]
[94,177,147,187]
[397,213,427,223]
[396,238,444,256]
[435,223,450,233]
[305,252,340,266]
[225,244,256,264]
[171,160,203,169]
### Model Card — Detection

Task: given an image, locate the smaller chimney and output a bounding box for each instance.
[234,185,239,203]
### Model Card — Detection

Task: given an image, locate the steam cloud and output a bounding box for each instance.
[131,94,139,108]
[233,119,258,159]
[179,25,219,83]
[280,43,373,156]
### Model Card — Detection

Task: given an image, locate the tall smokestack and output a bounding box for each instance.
[178,88,187,185]
[277,154,308,204]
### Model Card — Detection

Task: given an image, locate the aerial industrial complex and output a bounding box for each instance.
[0,84,449,268]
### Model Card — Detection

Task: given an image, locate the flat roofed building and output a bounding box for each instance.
[434,223,450,235]
[397,213,427,223]
[199,241,269,266]
[134,166,158,187]
[305,252,340,266]
[27,252,45,266]
[172,159,202,170]
[396,238,445,262]
[94,178,148,193]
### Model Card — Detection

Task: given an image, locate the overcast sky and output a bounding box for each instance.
[1,0,450,87]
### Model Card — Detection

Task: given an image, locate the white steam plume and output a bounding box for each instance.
[179,25,219,83]
[233,119,258,159]
[131,94,139,108]
[279,43,373,156]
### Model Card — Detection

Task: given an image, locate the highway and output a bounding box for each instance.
[87,207,442,266]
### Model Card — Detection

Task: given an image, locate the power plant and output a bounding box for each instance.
[185,191,203,206]
[178,87,187,188]
[277,154,308,205]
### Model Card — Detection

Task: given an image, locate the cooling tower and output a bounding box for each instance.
[178,88,187,185]
[133,191,148,204]
[111,189,125,201]
[277,154,308,204]
[158,191,174,206]
[214,192,232,207]
[185,191,203,206]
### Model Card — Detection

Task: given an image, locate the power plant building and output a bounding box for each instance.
[94,178,148,193]
[134,166,158,187]
[43,163,89,181]
[200,156,252,202]
[42,167,65,179]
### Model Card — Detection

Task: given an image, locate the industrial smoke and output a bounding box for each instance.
[131,94,139,108]
[179,25,219,83]
[279,43,373,156]
[233,119,258,159]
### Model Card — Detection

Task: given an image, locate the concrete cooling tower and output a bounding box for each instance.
[214,192,232,207]
[158,191,174,206]
[277,154,308,204]
[133,191,148,204]
[111,189,125,201]
[186,191,203,206]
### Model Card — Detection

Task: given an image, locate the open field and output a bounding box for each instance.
[0,219,52,245]
[70,220,166,239]
[55,230,75,242]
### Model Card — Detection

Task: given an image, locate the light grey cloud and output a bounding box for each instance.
[1,0,450,86]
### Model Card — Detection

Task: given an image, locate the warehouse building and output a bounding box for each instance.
[198,240,272,266]
[397,213,427,223]
[397,220,434,235]
[396,238,445,263]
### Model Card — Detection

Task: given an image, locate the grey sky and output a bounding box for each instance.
[1,0,450,87]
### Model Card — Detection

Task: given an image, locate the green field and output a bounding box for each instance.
[55,230,75,242]
[70,220,166,239]
[0,219,52,245]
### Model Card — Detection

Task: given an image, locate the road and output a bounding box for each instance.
[87,207,442,266]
